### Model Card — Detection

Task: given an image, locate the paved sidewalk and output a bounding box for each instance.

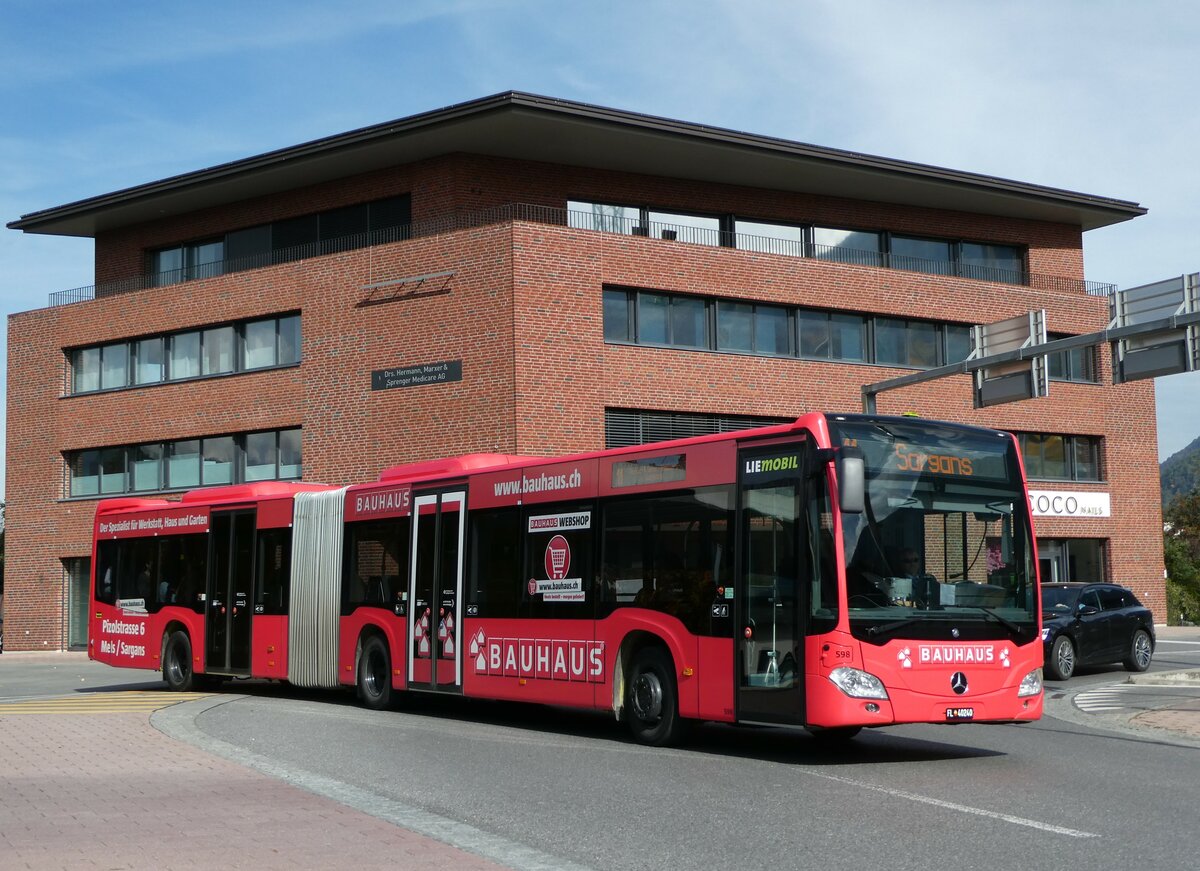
[0,706,508,870]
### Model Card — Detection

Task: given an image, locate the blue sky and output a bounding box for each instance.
[3,0,1199,498]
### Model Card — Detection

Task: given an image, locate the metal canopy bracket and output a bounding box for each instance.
[358,270,455,307]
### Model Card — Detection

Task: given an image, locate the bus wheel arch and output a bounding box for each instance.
[356,629,394,710]
[616,632,687,746]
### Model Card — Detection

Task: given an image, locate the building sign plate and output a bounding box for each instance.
[1029,490,1111,518]
[372,360,462,390]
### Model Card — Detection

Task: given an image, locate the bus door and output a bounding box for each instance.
[408,490,466,692]
[206,510,256,675]
[736,442,807,725]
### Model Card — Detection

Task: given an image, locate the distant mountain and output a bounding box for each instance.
[1161,435,1200,507]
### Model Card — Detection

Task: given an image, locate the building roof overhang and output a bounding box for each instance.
[7,91,1146,237]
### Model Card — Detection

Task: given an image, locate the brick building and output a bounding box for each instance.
[5,92,1162,651]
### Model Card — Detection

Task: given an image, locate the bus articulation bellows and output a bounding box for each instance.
[90,412,1043,744]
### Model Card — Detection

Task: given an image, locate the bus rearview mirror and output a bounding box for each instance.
[837,455,865,514]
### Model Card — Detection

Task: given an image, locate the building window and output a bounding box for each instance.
[605,408,790,448]
[733,220,805,257]
[66,428,302,498]
[67,313,301,395]
[569,201,720,245]
[890,235,954,276]
[1018,433,1102,482]
[1047,333,1097,383]
[716,302,791,355]
[603,285,976,372]
[1039,538,1105,584]
[798,311,866,362]
[875,318,940,368]
[962,242,1025,284]
[149,195,410,286]
[812,227,884,267]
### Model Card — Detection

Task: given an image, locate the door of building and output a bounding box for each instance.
[408,490,466,692]
[206,511,255,675]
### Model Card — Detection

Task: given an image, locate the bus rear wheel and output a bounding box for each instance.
[163,631,196,692]
[626,647,686,746]
[358,635,394,710]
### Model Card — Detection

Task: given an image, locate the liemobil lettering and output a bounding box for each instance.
[468,629,604,682]
[744,456,798,475]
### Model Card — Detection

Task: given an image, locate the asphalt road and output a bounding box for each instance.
[4,650,1200,871]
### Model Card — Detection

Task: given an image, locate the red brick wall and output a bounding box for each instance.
[5,153,1163,650]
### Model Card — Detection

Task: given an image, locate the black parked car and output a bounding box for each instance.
[1041,582,1155,680]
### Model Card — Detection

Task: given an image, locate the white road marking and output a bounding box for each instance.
[803,769,1099,839]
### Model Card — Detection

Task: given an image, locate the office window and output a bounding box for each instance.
[133,338,164,385]
[875,318,939,368]
[244,319,277,369]
[152,240,223,285]
[1047,334,1097,383]
[168,440,200,489]
[604,288,632,342]
[201,326,235,376]
[100,343,128,390]
[130,444,163,492]
[798,311,866,362]
[277,314,301,366]
[170,332,201,380]
[68,428,302,497]
[962,242,1024,284]
[201,436,236,485]
[72,347,100,393]
[568,201,641,234]
[891,235,954,275]
[1019,433,1101,482]
[646,211,720,246]
[734,220,805,257]
[716,302,790,355]
[606,408,790,448]
[812,227,883,267]
[636,293,707,348]
[945,324,972,364]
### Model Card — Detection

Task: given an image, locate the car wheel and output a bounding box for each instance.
[1123,629,1153,673]
[1046,635,1076,681]
[626,647,687,746]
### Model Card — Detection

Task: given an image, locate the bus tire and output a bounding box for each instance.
[358,635,394,711]
[626,647,686,746]
[163,631,196,692]
[807,725,862,743]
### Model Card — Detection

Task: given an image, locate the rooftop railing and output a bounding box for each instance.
[46,203,1117,307]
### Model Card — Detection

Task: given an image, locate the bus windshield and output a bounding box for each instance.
[830,418,1037,644]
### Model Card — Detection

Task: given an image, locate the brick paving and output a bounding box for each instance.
[0,708,508,870]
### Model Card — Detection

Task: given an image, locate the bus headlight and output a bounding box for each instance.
[1017,668,1043,697]
[829,667,889,700]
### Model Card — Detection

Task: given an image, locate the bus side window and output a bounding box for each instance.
[468,508,522,618]
[257,527,293,615]
[95,539,118,605]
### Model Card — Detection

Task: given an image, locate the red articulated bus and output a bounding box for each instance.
[90,412,1043,744]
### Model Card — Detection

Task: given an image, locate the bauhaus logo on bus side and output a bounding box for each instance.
[469,629,604,683]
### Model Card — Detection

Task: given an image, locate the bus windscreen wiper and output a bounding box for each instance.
[866,616,922,639]
[962,606,1024,638]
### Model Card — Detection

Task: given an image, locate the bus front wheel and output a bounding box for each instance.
[626,647,686,746]
[358,635,394,710]
[163,631,196,692]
